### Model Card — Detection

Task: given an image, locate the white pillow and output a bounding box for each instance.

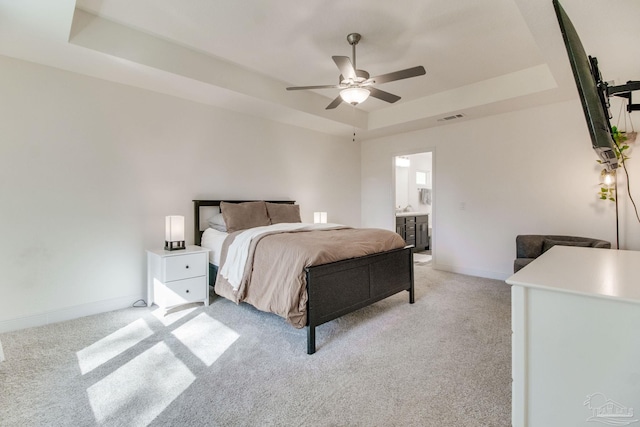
[207,213,227,232]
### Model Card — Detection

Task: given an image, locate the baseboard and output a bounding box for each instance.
[0,294,144,334]
[432,262,511,281]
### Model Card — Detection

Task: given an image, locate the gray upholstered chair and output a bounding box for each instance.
[514,234,611,273]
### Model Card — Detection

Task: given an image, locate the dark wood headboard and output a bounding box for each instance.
[193,200,295,245]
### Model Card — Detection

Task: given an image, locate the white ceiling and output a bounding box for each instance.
[1,0,639,140]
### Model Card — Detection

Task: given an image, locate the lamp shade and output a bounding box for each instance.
[340,87,370,105]
[314,212,327,224]
[165,215,185,251]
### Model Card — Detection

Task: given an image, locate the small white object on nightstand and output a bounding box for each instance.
[147,245,210,310]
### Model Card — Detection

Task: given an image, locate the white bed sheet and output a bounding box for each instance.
[200,228,228,266]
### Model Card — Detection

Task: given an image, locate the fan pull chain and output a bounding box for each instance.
[352,104,357,142]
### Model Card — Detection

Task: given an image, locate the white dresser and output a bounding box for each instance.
[147,245,210,310]
[507,246,640,427]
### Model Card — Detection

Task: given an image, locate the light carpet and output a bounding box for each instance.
[413,252,432,265]
[0,264,511,426]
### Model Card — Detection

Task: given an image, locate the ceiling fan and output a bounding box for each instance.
[286,33,426,110]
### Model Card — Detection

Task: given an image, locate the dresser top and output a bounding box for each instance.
[506,246,640,304]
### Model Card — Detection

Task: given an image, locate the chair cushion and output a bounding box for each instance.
[514,235,611,273]
[542,239,592,253]
[514,258,535,273]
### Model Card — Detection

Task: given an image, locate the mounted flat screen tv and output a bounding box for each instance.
[553,0,619,170]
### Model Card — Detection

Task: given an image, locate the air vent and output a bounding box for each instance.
[437,113,465,122]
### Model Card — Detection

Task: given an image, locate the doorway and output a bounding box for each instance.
[394,152,433,262]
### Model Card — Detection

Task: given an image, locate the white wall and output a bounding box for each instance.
[608,97,640,250]
[362,99,640,280]
[0,55,361,332]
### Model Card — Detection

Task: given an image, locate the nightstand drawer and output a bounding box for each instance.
[154,276,207,307]
[164,253,207,282]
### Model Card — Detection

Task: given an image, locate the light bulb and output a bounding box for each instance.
[603,171,615,186]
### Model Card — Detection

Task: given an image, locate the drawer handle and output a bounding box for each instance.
[186,289,190,293]
[185,265,189,269]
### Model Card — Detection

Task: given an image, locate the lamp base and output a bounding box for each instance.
[165,240,186,251]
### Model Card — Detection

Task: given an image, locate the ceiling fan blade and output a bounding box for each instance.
[332,56,357,81]
[368,66,426,85]
[286,84,342,91]
[325,95,343,110]
[369,87,401,103]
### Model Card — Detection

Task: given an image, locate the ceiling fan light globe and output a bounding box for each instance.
[340,87,370,105]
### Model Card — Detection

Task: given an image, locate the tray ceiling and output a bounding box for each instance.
[1,0,638,139]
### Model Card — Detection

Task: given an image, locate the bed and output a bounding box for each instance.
[193,199,415,354]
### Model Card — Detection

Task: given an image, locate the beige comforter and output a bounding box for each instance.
[214,226,407,328]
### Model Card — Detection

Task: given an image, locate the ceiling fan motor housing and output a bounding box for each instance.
[340,69,370,86]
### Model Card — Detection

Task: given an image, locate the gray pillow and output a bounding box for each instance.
[266,203,301,224]
[220,201,270,233]
[542,239,592,253]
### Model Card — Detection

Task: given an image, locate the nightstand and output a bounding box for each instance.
[147,245,210,310]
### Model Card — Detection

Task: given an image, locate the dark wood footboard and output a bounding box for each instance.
[305,245,414,354]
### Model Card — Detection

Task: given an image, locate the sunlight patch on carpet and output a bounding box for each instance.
[76,318,153,375]
[171,313,239,366]
[152,306,197,326]
[87,342,195,425]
